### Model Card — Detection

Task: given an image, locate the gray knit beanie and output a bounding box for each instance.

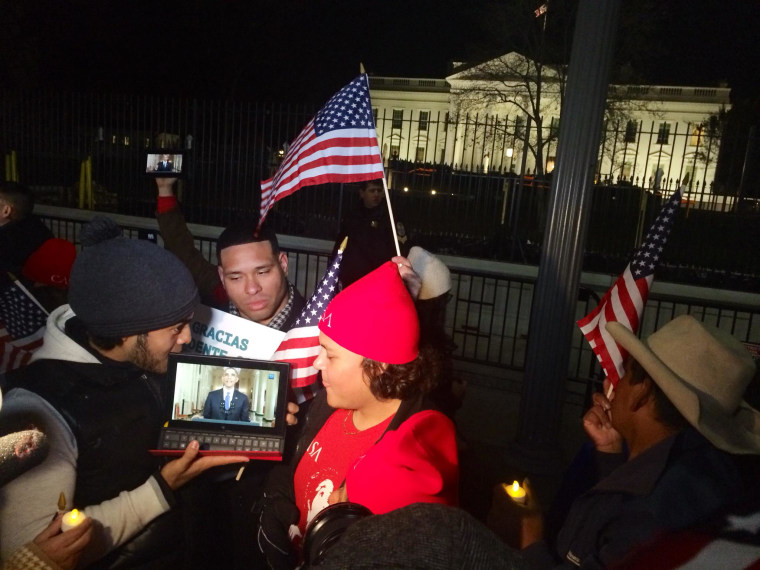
[68,217,200,337]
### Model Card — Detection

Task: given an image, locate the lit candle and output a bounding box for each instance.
[504,480,526,505]
[61,509,88,532]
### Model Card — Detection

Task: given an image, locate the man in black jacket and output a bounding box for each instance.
[332,179,410,288]
[0,218,246,568]
[155,178,305,331]
[0,181,53,278]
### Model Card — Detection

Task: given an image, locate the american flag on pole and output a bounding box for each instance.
[577,188,682,386]
[534,3,548,17]
[271,240,344,403]
[0,278,48,374]
[258,74,384,229]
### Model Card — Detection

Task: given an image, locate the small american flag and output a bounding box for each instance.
[0,278,48,374]
[272,241,344,403]
[534,3,548,17]
[577,188,682,386]
[258,74,384,229]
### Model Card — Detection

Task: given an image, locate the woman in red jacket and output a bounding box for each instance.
[259,261,459,568]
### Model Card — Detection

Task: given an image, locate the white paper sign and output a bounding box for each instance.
[187,304,285,359]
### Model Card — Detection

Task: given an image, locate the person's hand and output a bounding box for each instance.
[257,492,299,567]
[392,255,421,300]
[285,402,299,426]
[328,484,348,505]
[583,389,623,453]
[32,512,93,570]
[155,177,178,197]
[486,478,543,549]
[159,440,248,490]
[518,478,544,548]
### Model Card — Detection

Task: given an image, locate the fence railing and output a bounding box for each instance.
[3,89,758,287]
[36,205,760,410]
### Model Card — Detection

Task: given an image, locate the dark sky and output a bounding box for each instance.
[3,0,759,104]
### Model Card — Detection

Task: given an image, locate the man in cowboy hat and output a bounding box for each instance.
[260,315,758,569]
[519,314,759,568]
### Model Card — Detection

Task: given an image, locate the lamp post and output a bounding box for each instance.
[509,0,623,472]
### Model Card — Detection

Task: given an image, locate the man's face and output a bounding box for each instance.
[125,319,192,374]
[603,357,637,435]
[313,332,376,411]
[0,196,12,226]
[218,241,289,325]
[222,368,239,388]
[359,182,384,209]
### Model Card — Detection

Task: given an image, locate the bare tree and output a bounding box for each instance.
[448,0,666,177]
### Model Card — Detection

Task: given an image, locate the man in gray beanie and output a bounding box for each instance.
[0,218,247,568]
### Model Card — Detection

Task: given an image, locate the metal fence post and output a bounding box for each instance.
[510,0,623,471]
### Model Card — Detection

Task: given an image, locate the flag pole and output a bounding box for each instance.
[380,176,402,257]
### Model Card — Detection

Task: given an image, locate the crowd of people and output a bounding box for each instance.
[1,177,760,569]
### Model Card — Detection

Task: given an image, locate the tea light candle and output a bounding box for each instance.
[504,480,526,505]
[61,509,88,532]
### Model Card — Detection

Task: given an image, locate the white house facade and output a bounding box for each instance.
[369,52,730,197]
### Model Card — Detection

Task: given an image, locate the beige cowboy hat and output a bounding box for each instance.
[606,315,760,455]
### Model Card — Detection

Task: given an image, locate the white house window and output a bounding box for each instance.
[416,146,426,162]
[418,111,430,132]
[656,123,671,145]
[514,115,525,137]
[690,124,705,147]
[624,121,637,143]
[549,117,560,140]
[392,109,404,130]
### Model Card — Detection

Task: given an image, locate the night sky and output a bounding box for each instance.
[2,0,759,105]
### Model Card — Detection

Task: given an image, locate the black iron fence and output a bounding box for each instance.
[36,205,760,409]
[3,89,758,289]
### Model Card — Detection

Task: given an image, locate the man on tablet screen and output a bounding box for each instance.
[203,366,250,422]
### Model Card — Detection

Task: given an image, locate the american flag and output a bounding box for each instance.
[272,242,344,403]
[534,3,548,17]
[258,74,384,229]
[0,278,48,374]
[577,188,682,386]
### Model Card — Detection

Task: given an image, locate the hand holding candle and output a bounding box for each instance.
[61,509,88,532]
[505,480,527,505]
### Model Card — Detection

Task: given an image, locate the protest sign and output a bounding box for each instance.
[187,304,285,359]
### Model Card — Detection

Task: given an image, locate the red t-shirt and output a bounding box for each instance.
[292,409,392,549]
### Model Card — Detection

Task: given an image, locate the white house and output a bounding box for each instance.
[369,52,730,197]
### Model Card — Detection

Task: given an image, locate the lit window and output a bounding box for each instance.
[415,146,425,162]
[690,124,705,147]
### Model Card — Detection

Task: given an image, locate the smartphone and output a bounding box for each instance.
[144,150,185,177]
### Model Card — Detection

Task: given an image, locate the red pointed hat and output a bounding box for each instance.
[318,261,419,364]
[22,238,77,289]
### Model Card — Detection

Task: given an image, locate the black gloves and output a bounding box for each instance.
[258,491,300,570]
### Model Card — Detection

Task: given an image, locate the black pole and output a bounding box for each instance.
[509,0,622,472]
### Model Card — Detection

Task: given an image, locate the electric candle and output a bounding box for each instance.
[61,509,88,532]
[505,480,526,505]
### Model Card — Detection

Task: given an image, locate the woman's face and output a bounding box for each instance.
[313,332,375,410]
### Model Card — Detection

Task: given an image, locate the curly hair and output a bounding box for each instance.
[361,345,442,401]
